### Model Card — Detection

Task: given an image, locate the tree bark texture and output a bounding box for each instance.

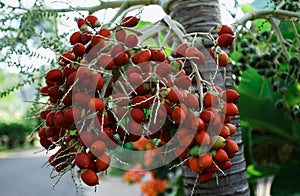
[164,0,250,195]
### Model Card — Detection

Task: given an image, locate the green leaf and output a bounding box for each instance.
[271,153,300,195]
[247,164,279,183]
[70,130,77,135]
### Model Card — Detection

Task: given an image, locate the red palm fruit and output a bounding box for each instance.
[88,98,105,113]
[62,92,72,106]
[224,138,238,157]
[132,50,151,64]
[198,172,213,183]
[81,169,99,186]
[185,47,205,66]
[114,52,129,67]
[217,34,234,47]
[174,75,192,89]
[124,34,139,48]
[80,132,95,147]
[53,111,67,128]
[76,66,91,80]
[64,107,82,122]
[130,108,145,123]
[70,31,82,45]
[73,43,86,57]
[102,127,114,139]
[183,93,199,109]
[128,120,143,135]
[125,66,141,77]
[80,30,92,44]
[198,153,213,168]
[112,92,129,106]
[176,127,192,139]
[219,125,231,138]
[46,112,55,126]
[77,18,88,30]
[224,116,231,123]
[200,110,215,123]
[38,127,46,138]
[110,44,125,57]
[91,35,104,48]
[215,50,229,67]
[59,52,75,66]
[223,103,239,116]
[150,49,165,62]
[98,29,111,38]
[48,86,63,99]
[39,137,53,149]
[40,86,49,96]
[90,140,106,157]
[179,134,195,148]
[215,24,234,36]
[91,73,104,91]
[225,123,237,135]
[122,16,139,27]
[40,110,50,120]
[94,114,109,130]
[44,126,58,137]
[75,153,90,169]
[191,118,205,132]
[62,64,75,77]
[222,89,240,103]
[203,92,218,107]
[156,62,172,77]
[174,146,188,160]
[95,154,111,172]
[97,54,115,70]
[205,164,219,173]
[214,149,229,163]
[131,96,148,109]
[74,92,92,106]
[115,29,127,42]
[219,160,232,170]
[171,107,187,124]
[166,87,182,104]
[195,131,211,146]
[189,157,203,173]
[86,15,100,27]
[46,69,63,81]
[175,43,188,57]
[128,72,143,86]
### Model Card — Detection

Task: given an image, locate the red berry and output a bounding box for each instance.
[90,140,106,157]
[198,172,213,183]
[214,149,229,163]
[224,138,238,157]
[155,62,172,77]
[45,69,63,81]
[128,72,143,87]
[130,108,145,123]
[171,107,186,124]
[76,66,91,80]
[91,73,104,91]
[115,29,127,42]
[150,49,165,62]
[216,24,234,36]
[98,29,111,38]
[81,169,99,186]
[217,34,234,47]
[222,89,240,103]
[73,43,86,57]
[80,132,95,147]
[195,131,211,146]
[122,16,139,27]
[124,34,139,48]
[97,54,115,70]
[88,98,105,113]
[189,157,202,173]
[175,43,188,57]
[198,153,213,169]
[114,52,129,67]
[95,154,111,172]
[185,47,205,66]
[77,18,88,30]
[223,103,239,116]
[86,15,100,27]
[75,153,90,169]
[70,31,82,45]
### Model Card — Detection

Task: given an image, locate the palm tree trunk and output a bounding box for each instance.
[163,0,250,195]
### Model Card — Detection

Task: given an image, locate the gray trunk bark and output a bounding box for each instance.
[163,0,250,195]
